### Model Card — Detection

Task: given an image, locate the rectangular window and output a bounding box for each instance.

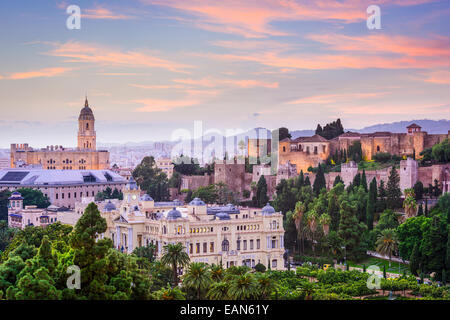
[272,239,276,249]
[210,242,214,253]
[196,243,200,254]
[257,239,260,249]
[190,243,193,254]
[250,240,254,250]
[272,259,277,268]
[203,242,207,253]
[237,240,240,251]
[243,240,247,250]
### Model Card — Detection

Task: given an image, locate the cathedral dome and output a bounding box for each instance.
[216,212,231,220]
[79,98,95,121]
[104,201,117,212]
[189,198,206,206]
[167,207,182,220]
[262,203,276,215]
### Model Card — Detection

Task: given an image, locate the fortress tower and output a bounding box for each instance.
[78,97,96,150]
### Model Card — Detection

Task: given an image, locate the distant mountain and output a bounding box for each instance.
[290,119,449,138]
[349,119,450,134]
[98,120,448,148]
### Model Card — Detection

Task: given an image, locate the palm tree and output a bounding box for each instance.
[227,273,258,300]
[255,273,276,300]
[375,229,398,267]
[305,209,319,256]
[293,201,306,253]
[206,281,230,300]
[161,243,190,287]
[183,262,212,299]
[210,264,224,282]
[403,188,417,219]
[319,213,331,236]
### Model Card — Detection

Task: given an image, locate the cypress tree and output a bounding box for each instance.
[386,166,401,209]
[296,170,304,188]
[256,175,269,208]
[445,229,450,271]
[333,175,343,187]
[409,242,420,276]
[361,170,368,192]
[366,178,377,230]
[352,173,361,189]
[313,165,326,196]
[304,176,311,187]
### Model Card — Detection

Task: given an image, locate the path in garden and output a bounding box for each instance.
[366,251,409,264]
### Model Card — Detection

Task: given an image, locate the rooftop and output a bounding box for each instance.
[0,169,126,186]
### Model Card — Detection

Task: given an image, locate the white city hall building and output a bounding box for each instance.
[75,178,286,270]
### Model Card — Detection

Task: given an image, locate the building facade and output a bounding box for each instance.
[278,124,449,174]
[155,158,174,178]
[8,191,59,229]
[10,98,110,170]
[73,179,286,270]
[0,168,127,208]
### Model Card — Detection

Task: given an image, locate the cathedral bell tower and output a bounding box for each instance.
[78,97,96,150]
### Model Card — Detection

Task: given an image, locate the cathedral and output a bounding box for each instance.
[10,98,110,170]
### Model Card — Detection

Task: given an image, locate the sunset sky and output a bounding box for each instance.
[0,0,449,148]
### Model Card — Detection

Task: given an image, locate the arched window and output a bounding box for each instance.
[377,145,380,152]
[222,239,229,252]
[86,123,89,130]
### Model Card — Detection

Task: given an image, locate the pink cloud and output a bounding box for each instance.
[134,98,201,112]
[46,41,193,73]
[307,33,450,58]
[141,0,437,38]
[172,77,278,88]
[286,92,391,105]
[82,6,136,20]
[5,67,73,80]
[422,70,450,84]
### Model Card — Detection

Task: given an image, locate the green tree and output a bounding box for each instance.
[375,229,398,267]
[227,273,258,300]
[338,199,367,260]
[0,190,12,221]
[70,202,114,299]
[431,138,450,163]
[361,170,368,192]
[16,188,50,209]
[206,281,229,300]
[161,243,190,287]
[386,167,402,209]
[366,178,377,230]
[133,156,170,201]
[403,189,417,218]
[333,176,343,187]
[255,272,276,300]
[182,262,211,300]
[409,242,421,276]
[313,165,326,196]
[255,175,269,208]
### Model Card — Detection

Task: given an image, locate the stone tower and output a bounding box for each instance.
[400,158,418,193]
[78,97,96,150]
[341,161,358,187]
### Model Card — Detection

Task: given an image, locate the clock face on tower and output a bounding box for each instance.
[132,195,137,200]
